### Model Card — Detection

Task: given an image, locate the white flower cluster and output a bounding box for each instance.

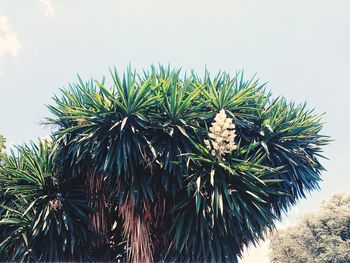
[204,109,237,158]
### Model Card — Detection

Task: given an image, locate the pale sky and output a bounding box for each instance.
[0,1,349,262]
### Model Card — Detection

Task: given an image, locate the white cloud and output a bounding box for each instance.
[0,16,21,57]
[39,0,55,17]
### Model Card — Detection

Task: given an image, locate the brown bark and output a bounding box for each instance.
[119,193,153,263]
[151,196,171,261]
[86,171,109,248]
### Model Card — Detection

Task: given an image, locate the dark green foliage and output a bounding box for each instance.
[0,66,329,262]
[0,140,91,262]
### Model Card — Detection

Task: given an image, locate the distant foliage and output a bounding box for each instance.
[270,193,350,263]
[0,135,5,150]
[0,135,6,161]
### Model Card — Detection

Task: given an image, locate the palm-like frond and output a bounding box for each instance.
[0,140,91,262]
[18,66,330,262]
[165,139,283,262]
[255,98,329,216]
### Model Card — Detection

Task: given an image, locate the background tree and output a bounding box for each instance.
[0,140,93,262]
[0,135,5,158]
[270,193,350,263]
[0,136,6,167]
[0,66,330,262]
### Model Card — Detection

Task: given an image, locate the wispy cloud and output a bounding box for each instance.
[0,16,22,76]
[39,0,55,17]
[0,16,21,57]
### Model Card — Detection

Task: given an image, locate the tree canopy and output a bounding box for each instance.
[0,67,330,262]
[270,193,350,263]
[0,135,5,151]
[0,135,6,161]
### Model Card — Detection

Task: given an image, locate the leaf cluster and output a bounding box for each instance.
[0,66,330,262]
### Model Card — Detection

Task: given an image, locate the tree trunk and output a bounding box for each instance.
[119,193,153,263]
[86,171,109,248]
